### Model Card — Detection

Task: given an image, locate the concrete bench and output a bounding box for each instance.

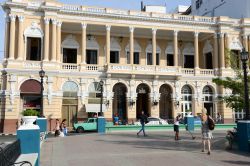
[15,153,38,166]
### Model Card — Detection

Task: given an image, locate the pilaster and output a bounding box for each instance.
[9,14,16,60]
[173,30,178,67]
[106,25,111,64]
[17,16,25,60]
[81,23,87,64]
[129,26,134,65]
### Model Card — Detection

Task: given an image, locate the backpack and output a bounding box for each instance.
[208,116,215,130]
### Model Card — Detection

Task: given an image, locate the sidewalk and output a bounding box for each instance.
[41,130,250,166]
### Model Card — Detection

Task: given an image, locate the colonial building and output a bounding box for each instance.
[0,0,248,133]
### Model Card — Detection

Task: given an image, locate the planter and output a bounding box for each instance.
[22,116,37,125]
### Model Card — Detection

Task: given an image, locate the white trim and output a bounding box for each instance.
[24,22,44,38]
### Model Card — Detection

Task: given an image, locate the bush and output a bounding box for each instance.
[22,109,39,116]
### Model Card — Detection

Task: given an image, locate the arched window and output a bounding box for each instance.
[183,43,194,68]
[62,81,78,97]
[181,85,193,117]
[165,42,180,66]
[110,38,121,64]
[61,35,79,64]
[203,86,213,102]
[24,22,44,61]
[86,36,99,64]
[203,40,213,69]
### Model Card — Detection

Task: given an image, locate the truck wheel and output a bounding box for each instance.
[76,127,84,133]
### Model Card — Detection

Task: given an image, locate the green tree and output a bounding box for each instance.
[212,49,249,112]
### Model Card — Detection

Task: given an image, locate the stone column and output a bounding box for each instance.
[129,27,134,65]
[194,32,199,69]
[56,21,62,62]
[173,30,178,66]
[9,15,16,60]
[44,18,50,61]
[81,23,87,64]
[106,25,111,64]
[213,33,219,70]
[152,28,157,65]
[219,33,225,69]
[51,19,57,62]
[17,16,24,60]
[4,15,10,59]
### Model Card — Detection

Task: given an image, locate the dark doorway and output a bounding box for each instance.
[159,85,172,119]
[204,103,213,116]
[205,52,213,69]
[86,50,98,64]
[184,55,194,68]
[113,83,127,124]
[136,84,150,119]
[26,37,41,61]
[63,48,77,63]
[167,54,174,66]
[110,51,119,63]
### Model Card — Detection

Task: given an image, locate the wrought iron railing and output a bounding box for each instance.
[0,140,32,166]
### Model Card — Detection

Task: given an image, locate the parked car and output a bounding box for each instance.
[134,117,168,125]
[74,118,114,133]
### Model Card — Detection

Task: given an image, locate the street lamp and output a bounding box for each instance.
[99,80,104,117]
[240,48,250,120]
[39,69,45,117]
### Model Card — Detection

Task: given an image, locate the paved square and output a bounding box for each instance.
[41,130,250,166]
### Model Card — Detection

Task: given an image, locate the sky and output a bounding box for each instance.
[0,0,191,60]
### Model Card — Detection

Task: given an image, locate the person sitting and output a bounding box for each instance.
[226,127,237,150]
[114,114,119,125]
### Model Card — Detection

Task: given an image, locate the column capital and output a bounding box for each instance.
[106,25,111,31]
[4,15,10,22]
[51,19,57,25]
[152,28,157,35]
[18,15,25,22]
[219,33,225,38]
[9,15,16,22]
[213,33,218,39]
[129,26,134,33]
[57,21,62,27]
[81,22,87,29]
[194,31,199,37]
[173,30,178,36]
[44,18,50,24]
[242,34,248,39]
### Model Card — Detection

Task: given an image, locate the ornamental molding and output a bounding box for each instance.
[183,42,194,55]
[24,21,44,38]
[61,34,80,49]
[229,37,243,50]
[125,40,141,52]
[203,40,213,54]
[165,42,180,54]
[146,41,161,53]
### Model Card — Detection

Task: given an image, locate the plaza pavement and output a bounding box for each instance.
[40,130,250,166]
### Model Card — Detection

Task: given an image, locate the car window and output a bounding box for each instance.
[88,119,94,123]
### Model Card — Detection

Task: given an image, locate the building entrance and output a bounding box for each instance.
[62,104,77,128]
[113,83,127,124]
[136,84,150,119]
[159,84,172,119]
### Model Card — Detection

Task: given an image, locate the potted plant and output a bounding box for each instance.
[21,109,39,125]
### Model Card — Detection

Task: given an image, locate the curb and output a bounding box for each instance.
[0,133,17,136]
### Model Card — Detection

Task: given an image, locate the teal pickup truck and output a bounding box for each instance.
[74,118,113,133]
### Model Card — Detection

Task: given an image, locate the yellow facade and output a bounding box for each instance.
[1,0,248,133]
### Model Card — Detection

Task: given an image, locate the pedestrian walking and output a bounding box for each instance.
[61,119,68,136]
[137,111,148,137]
[216,113,222,124]
[201,109,214,155]
[174,114,182,140]
[54,119,60,137]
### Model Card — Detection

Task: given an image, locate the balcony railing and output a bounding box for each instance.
[62,64,78,70]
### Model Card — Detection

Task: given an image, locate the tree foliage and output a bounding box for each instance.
[212,49,250,112]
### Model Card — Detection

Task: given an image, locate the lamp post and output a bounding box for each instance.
[240,48,250,120]
[39,69,45,117]
[99,80,104,117]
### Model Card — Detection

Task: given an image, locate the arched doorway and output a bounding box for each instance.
[203,86,214,117]
[112,83,127,124]
[181,85,193,117]
[62,81,78,128]
[159,84,172,119]
[136,84,150,119]
[20,79,42,113]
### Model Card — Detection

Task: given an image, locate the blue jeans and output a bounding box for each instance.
[137,123,146,136]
